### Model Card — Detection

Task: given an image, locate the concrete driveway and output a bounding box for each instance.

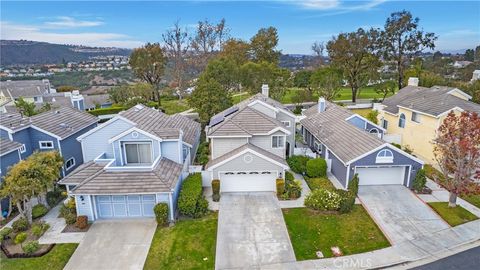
[216,192,296,269]
[359,185,449,244]
[64,219,156,270]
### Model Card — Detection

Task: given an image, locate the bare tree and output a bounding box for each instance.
[163,20,189,98]
[311,41,325,66]
[190,18,229,71]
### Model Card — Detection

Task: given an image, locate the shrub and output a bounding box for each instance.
[66,197,76,210]
[306,158,327,178]
[366,110,379,124]
[76,215,88,229]
[196,141,210,166]
[31,223,46,238]
[293,106,302,115]
[287,155,310,174]
[287,180,302,199]
[285,171,294,183]
[14,232,27,245]
[391,143,402,149]
[348,174,359,196]
[153,203,169,226]
[337,190,355,214]
[403,145,414,154]
[276,179,285,197]
[212,194,220,202]
[178,173,208,218]
[211,179,220,195]
[304,189,342,211]
[32,204,48,219]
[12,217,29,232]
[194,197,209,218]
[413,169,427,193]
[88,107,126,116]
[0,227,13,240]
[22,241,40,254]
[64,212,77,225]
[47,188,65,207]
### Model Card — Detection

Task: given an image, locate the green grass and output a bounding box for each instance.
[462,195,480,209]
[280,87,390,104]
[144,213,218,270]
[160,99,190,114]
[231,92,251,104]
[0,243,78,270]
[349,108,373,118]
[428,202,478,226]
[283,206,390,260]
[305,177,335,191]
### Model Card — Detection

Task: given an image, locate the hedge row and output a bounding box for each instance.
[88,106,126,116]
[177,173,209,218]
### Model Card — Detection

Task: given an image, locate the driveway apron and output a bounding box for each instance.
[215,192,296,270]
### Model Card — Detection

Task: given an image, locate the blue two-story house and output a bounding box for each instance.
[59,104,201,222]
[0,138,23,211]
[0,106,99,176]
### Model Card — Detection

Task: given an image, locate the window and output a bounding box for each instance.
[369,128,379,134]
[411,112,421,123]
[281,121,291,127]
[39,141,54,149]
[376,149,394,163]
[182,145,189,161]
[382,119,389,129]
[124,142,152,164]
[65,157,76,170]
[20,144,26,153]
[271,135,285,148]
[314,140,322,153]
[398,113,406,128]
[33,96,40,102]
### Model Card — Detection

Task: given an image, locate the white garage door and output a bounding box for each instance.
[220,171,277,193]
[356,167,405,186]
[96,194,156,218]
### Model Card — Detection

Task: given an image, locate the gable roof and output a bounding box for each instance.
[0,80,48,98]
[0,138,22,156]
[118,105,200,146]
[301,101,385,164]
[0,112,31,132]
[382,85,480,117]
[58,161,108,185]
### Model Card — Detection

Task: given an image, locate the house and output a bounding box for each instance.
[0,107,99,176]
[377,78,480,163]
[472,70,480,82]
[453,60,472,69]
[204,85,295,193]
[0,138,23,210]
[58,104,201,221]
[0,79,55,107]
[300,98,423,188]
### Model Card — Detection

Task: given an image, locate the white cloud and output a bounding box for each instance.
[43,16,104,28]
[299,0,340,10]
[297,0,386,11]
[0,21,143,48]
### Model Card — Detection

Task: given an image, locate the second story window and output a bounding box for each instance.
[39,141,54,149]
[281,121,291,127]
[271,135,285,148]
[124,142,152,165]
[411,112,421,123]
[382,119,388,129]
[20,144,26,153]
[398,113,406,128]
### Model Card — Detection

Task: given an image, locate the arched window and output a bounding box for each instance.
[369,128,379,134]
[398,113,406,128]
[376,149,394,163]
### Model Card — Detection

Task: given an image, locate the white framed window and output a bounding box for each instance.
[369,128,379,134]
[20,144,26,153]
[376,149,394,163]
[398,113,406,128]
[271,135,285,148]
[123,142,153,164]
[65,157,76,170]
[39,141,54,149]
[382,119,388,129]
[314,140,322,153]
[411,112,421,123]
[281,121,291,127]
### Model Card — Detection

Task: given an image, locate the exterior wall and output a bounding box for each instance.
[210,137,248,159]
[249,102,276,118]
[161,141,182,163]
[171,175,184,219]
[113,131,161,166]
[29,128,60,152]
[0,150,20,179]
[276,110,296,156]
[365,122,384,135]
[75,195,94,221]
[350,146,423,188]
[0,129,9,139]
[249,130,286,158]
[12,128,33,159]
[80,118,133,161]
[211,152,284,179]
[329,150,348,187]
[60,124,97,175]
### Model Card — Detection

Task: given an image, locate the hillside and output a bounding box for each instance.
[0,40,132,66]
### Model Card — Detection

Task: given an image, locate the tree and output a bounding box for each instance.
[239,61,291,100]
[374,80,396,101]
[163,20,189,97]
[475,45,480,62]
[202,57,240,92]
[327,28,380,103]
[464,49,474,62]
[433,111,480,207]
[1,151,63,223]
[432,51,443,62]
[108,83,154,105]
[311,41,325,66]
[250,27,281,65]
[129,43,167,107]
[290,89,311,106]
[14,97,36,117]
[56,85,76,93]
[189,76,232,124]
[310,67,343,101]
[293,70,313,88]
[377,10,437,89]
[191,18,229,71]
[219,39,250,66]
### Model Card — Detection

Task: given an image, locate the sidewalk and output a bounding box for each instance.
[38,204,85,244]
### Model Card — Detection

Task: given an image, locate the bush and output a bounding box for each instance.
[66,197,76,210]
[76,215,88,229]
[287,155,310,174]
[31,222,50,238]
[14,232,27,245]
[391,143,402,149]
[178,173,208,218]
[306,158,327,178]
[293,106,302,115]
[194,197,209,218]
[276,179,285,197]
[366,110,379,124]
[337,190,355,214]
[0,227,13,240]
[403,145,414,154]
[211,179,220,195]
[196,141,210,166]
[348,174,359,196]
[88,106,126,116]
[153,203,169,226]
[304,189,342,211]
[12,217,29,232]
[285,171,294,183]
[287,180,302,199]
[32,204,48,219]
[64,212,77,225]
[413,169,427,193]
[47,188,65,207]
[22,241,40,254]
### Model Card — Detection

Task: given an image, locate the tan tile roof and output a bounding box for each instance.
[0,80,48,98]
[58,161,108,185]
[0,138,22,156]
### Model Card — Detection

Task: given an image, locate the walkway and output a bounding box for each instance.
[39,204,85,244]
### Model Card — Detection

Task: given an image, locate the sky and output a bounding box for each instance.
[1,1,479,54]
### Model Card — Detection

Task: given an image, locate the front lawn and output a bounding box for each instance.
[144,213,218,270]
[283,206,390,260]
[161,99,190,114]
[280,87,390,104]
[305,177,335,191]
[0,243,78,270]
[462,195,480,209]
[428,202,478,226]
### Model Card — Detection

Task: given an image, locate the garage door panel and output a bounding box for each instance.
[113,203,127,217]
[356,167,405,186]
[220,171,277,193]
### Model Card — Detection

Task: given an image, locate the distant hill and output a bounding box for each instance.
[0,40,132,66]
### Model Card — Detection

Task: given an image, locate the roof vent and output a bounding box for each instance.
[408,77,419,87]
[59,123,69,128]
[55,110,60,114]
[134,104,144,111]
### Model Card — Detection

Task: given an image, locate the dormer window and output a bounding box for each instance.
[124,142,152,165]
[376,149,394,163]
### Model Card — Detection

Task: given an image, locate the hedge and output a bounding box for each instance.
[413,169,426,193]
[178,173,208,218]
[88,106,126,116]
[153,203,169,226]
[32,204,48,219]
[212,179,220,202]
[276,179,285,197]
[306,158,327,178]
[287,155,310,174]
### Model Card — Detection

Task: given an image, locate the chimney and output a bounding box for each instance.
[318,97,326,113]
[408,77,419,87]
[261,84,269,97]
